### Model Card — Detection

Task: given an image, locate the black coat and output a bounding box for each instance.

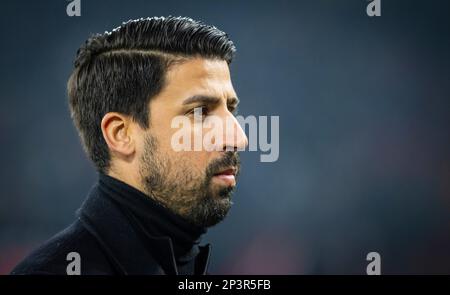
[10,183,211,275]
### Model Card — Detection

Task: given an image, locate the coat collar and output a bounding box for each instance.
[77,183,211,275]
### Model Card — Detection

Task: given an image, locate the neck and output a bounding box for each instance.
[98,172,207,258]
[106,169,145,196]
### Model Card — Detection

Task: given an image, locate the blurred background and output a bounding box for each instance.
[1,0,449,274]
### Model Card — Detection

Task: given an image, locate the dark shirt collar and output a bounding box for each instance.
[77,173,211,275]
[98,173,207,256]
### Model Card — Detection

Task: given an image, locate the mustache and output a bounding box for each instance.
[206,152,240,179]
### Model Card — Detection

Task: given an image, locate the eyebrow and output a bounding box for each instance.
[182,95,240,106]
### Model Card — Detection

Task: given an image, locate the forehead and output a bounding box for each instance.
[160,57,236,103]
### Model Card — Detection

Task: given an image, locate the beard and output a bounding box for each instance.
[139,134,240,228]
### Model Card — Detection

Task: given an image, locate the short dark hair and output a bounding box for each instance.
[68,16,236,172]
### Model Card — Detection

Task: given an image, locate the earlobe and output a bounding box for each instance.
[101,112,135,157]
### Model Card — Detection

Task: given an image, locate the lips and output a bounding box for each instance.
[212,167,237,186]
[214,168,237,176]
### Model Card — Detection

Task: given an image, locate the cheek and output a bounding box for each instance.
[149,111,214,173]
[150,127,207,169]
[169,150,211,172]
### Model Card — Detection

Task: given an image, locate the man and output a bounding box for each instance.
[11,16,248,275]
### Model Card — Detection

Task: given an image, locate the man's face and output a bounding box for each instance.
[137,58,248,228]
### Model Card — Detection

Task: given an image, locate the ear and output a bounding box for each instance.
[100,112,135,157]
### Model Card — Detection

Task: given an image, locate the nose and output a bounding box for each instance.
[223,113,248,152]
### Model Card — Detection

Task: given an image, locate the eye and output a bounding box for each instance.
[186,106,209,119]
